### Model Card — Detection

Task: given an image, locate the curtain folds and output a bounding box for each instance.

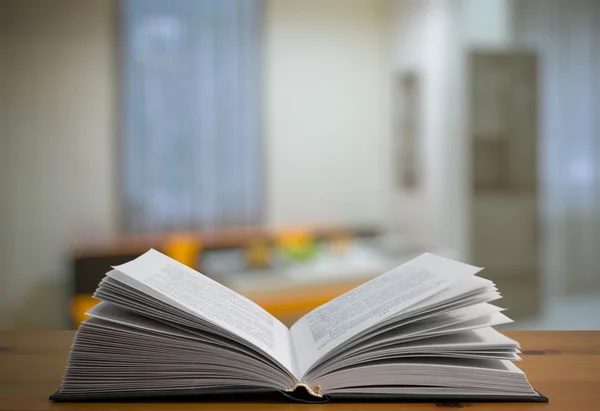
[121,0,262,233]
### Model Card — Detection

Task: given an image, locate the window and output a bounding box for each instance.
[120,0,263,233]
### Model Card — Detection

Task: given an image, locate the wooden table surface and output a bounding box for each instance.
[1,330,599,410]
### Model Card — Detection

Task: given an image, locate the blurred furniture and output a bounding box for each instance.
[211,242,427,325]
[469,51,540,319]
[69,226,379,326]
[2,330,599,409]
[245,279,370,326]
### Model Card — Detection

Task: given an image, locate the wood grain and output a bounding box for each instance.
[1,330,599,410]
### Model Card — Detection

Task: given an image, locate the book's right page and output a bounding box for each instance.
[290,253,482,378]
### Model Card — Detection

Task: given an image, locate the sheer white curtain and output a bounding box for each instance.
[515,0,600,295]
[121,0,262,233]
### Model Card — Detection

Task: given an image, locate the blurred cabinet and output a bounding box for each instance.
[468,51,540,319]
[472,194,537,271]
[68,226,378,327]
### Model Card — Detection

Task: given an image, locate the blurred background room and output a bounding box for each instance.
[0,0,599,330]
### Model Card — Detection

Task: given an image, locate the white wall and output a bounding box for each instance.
[0,0,118,329]
[389,0,460,255]
[264,0,392,228]
[457,0,514,46]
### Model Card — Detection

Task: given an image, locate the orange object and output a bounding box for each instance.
[248,281,362,320]
[163,234,203,268]
[70,294,98,326]
[276,228,317,261]
[245,239,270,268]
[276,228,312,247]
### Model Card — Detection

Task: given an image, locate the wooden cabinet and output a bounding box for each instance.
[469,51,540,318]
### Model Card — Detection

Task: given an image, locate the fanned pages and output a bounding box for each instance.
[51,250,546,403]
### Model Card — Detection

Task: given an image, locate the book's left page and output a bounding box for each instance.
[52,249,300,401]
[109,249,298,377]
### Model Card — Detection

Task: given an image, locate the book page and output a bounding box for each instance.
[290,253,482,377]
[84,303,295,389]
[111,249,298,378]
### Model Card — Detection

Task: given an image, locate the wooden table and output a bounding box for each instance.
[1,331,599,410]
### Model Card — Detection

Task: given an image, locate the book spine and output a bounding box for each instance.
[285,382,323,398]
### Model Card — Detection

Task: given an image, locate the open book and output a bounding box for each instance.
[51,250,547,403]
